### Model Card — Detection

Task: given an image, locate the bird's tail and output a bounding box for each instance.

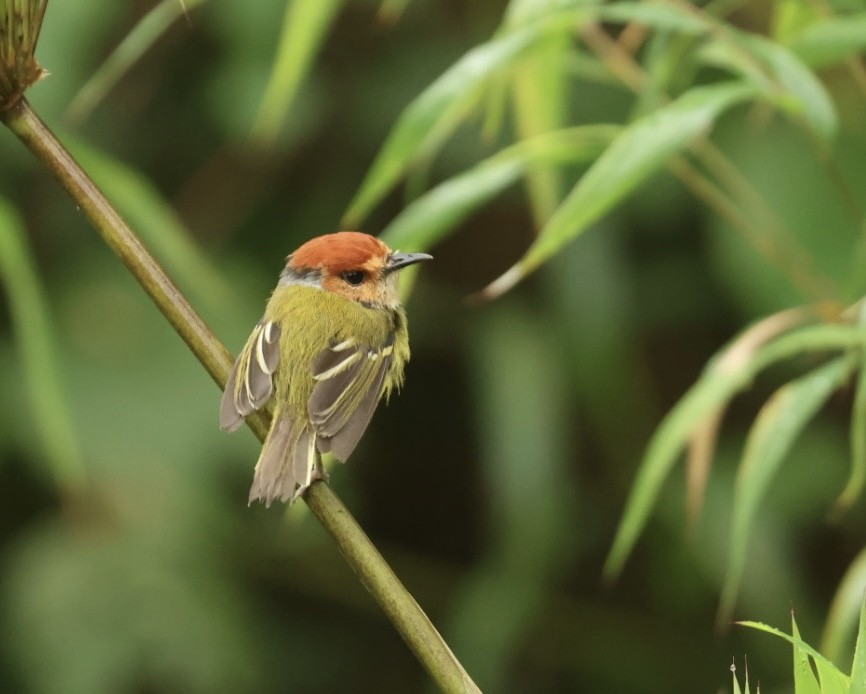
[248,412,323,506]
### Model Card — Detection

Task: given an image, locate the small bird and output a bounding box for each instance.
[220,231,432,506]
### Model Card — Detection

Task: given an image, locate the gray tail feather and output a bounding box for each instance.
[248,414,321,507]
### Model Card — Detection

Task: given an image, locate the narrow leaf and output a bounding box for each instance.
[834,311,866,514]
[380,125,617,252]
[736,33,837,143]
[343,4,588,226]
[597,1,710,34]
[251,0,343,144]
[0,198,84,491]
[787,15,866,68]
[850,596,866,691]
[67,0,207,124]
[67,138,234,314]
[739,620,851,689]
[732,659,743,694]
[718,357,857,625]
[821,548,866,665]
[792,613,821,694]
[482,81,757,299]
[509,0,573,226]
[604,323,866,581]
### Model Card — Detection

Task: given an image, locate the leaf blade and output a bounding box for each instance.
[718,356,858,625]
[380,125,618,252]
[251,0,344,144]
[343,5,588,226]
[483,81,758,299]
[604,323,866,581]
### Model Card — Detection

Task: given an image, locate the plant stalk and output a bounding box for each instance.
[1,96,479,694]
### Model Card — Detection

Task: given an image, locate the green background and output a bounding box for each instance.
[2,1,866,692]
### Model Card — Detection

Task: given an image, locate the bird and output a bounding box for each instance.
[220,231,432,506]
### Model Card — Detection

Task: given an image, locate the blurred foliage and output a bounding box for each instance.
[3,0,866,692]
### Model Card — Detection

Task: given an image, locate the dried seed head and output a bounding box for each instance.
[0,0,48,112]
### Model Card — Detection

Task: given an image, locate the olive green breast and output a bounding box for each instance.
[263,285,410,419]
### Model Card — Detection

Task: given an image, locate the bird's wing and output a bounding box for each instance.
[220,319,281,431]
[308,334,394,461]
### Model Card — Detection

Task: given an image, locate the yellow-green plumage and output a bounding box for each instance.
[220,231,430,507]
[222,283,410,506]
[265,285,409,420]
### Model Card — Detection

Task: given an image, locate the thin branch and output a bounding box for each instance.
[0,96,479,694]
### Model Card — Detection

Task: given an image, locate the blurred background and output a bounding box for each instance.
[2,0,866,692]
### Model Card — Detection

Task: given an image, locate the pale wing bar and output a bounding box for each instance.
[219,320,281,431]
[308,335,395,461]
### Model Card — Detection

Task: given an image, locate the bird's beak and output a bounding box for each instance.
[385,251,433,273]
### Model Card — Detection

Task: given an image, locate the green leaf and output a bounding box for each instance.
[482,81,758,299]
[736,33,837,143]
[834,353,866,514]
[343,3,588,226]
[251,0,344,144]
[603,323,866,581]
[66,0,208,123]
[787,14,866,68]
[792,613,821,694]
[597,1,710,34]
[66,138,235,315]
[511,35,570,226]
[0,197,84,491]
[739,620,851,691]
[506,0,575,225]
[821,548,866,665]
[850,596,866,691]
[380,125,617,252]
[718,356,858,625]
[731,662,743,694]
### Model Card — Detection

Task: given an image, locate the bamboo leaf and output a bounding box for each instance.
[598,1,709,33]
[834,355,866,514]
[0,197,84,491]
[787,14,866,68]
[251,0,344,144]
[739,620,851,690]
[792,614,821,694]
[380,125,617,252]
[731,660,742,694]
[821,548,866,665]
[508,0,573,226]
[67,138,234,314]
[735,33,837,143]
[599,2,838,142]
[850,596,866,691]
[482,81,758,300]
[603,323,866,581]
[66,0,208,124]
[343,4,588,226]
[718,357,858,625]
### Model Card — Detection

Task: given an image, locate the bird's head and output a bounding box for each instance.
[282,231,432,308]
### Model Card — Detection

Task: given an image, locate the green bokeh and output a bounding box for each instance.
[2,1,866,692]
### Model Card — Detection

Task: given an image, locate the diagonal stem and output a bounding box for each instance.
[1,96,479,694]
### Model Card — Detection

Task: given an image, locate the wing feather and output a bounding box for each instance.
[219,319,281,431]
[308,335,394,461]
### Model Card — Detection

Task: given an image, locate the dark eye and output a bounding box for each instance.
[342,270,365,286]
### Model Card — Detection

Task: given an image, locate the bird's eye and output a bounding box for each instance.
[342,270,366,286]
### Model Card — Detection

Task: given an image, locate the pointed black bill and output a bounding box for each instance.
[385,251,433,273]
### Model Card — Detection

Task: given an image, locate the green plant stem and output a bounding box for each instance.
[1,98,231,386]
[0,96,479,694]
[305,483,480,693]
